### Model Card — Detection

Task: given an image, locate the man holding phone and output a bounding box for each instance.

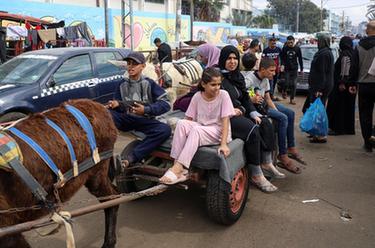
[107,51,171,166]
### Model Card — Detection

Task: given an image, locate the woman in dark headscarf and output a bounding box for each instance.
[219,45,279,193]
[302,34,334,143]
[326,37,356,135]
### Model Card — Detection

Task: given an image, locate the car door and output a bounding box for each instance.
[38,53,97,109]
[93,51,125,103]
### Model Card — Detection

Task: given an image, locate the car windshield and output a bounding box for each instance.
[301,46,339,61]
[301,47,318,61]
[0,55,57,85]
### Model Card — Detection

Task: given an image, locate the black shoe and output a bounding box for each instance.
[328,130,339,136]
[364,144,373,153]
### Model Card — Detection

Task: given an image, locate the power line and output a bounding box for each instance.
[328,2,371,9]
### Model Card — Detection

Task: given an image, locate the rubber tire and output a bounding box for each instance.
[206,167,250,225]
[0,112,27,123]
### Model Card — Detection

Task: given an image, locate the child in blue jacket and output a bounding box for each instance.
[107,51,171,165]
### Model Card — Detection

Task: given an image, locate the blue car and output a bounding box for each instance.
[0,47,130,122]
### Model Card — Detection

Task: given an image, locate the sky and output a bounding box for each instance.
[252,0,370,25]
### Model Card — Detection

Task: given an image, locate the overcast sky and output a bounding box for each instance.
[252,0,370,25]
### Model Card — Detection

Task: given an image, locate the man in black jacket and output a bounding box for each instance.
[154,38,172,63]
[352,20,375,152]
[280,35,303,105]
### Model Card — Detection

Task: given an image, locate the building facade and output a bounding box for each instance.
[324,10,340,35]
[28,0,253,20]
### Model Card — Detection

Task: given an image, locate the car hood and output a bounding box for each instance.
[0,84,17,92]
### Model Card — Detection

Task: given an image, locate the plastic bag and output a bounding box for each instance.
[299,98,328,136]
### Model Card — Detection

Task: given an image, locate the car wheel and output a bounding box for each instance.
[0,112,27,123]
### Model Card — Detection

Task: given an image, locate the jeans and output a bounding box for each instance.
[285,70,298,100]
[110,110,171,162]
[268,103,296,155]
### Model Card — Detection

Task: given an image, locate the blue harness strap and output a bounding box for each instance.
[45,118,79,177]
[65,105,100,164]
[8,127,64,182]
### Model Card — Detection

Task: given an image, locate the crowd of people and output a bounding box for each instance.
[108,20,375,193]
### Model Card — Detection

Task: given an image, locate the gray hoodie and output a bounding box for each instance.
[353,36,375,83]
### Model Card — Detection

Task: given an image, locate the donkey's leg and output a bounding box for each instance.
[0,234,31,248]
[85,161,119,248]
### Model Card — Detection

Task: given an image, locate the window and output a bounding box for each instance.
[94,52,123,77]
[0,55,56,85]
[145,0,164,4]
[53,55,93,85]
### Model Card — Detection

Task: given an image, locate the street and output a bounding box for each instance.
[25,95,375,248]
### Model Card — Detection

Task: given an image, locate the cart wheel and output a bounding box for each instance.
[116,140,163,193]
[206,166,249,225]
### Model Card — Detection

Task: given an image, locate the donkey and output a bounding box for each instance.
[0,99,119,248]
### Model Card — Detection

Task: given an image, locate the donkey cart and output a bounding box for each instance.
[115,111,251,225]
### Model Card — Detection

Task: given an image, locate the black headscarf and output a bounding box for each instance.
[335,36,354,82]
[339,36,353,52]
[318,34,331,50]
[218,45,246,91]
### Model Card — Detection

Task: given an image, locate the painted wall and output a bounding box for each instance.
[192,22,232,44]
[2,0,191,50]
[111,11,190,50]
[3,0,279,51]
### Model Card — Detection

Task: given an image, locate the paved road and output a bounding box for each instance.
[26,95,375,248]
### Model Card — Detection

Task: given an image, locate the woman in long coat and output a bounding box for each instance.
[302,34,334,143]
[326,37,356,135]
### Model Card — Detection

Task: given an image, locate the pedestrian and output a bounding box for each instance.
[106,51,171,165]
[154,37,172,63]
[245,57,303,174]
[196,43,220,68]
[160,67,235,184]
[242,54,286,179]
[352,20,375,152]
[241,38,251,53]
[280,35,303,105]
[248,39,262,71]
[302,34,334,143]
[220,45,278,193]
[326,36,356,136]
[263,37,282,101]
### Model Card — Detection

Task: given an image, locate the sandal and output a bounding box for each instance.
[277,155,302,174]
[251,178,278,193]
[288,152,307,165]
[159,169,188,185]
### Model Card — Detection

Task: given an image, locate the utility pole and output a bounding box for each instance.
[190,0,194,41]
[121,0,134,49]
[176,0,182,43]
[320,0,323,31]
[296,0,300,33]
[104,0,109,46]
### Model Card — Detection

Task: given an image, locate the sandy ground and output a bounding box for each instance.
[25,94,375,248]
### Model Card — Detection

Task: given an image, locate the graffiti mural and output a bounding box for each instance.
[193,22,231,44]
[112,12,190,50]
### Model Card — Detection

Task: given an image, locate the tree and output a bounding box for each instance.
[193,0,226,22]
[367,0,375,20]
[252,14,275,28]
[267,0,327,33]
[231,9,253,26]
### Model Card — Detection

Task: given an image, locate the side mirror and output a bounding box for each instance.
[46,77,56,88]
